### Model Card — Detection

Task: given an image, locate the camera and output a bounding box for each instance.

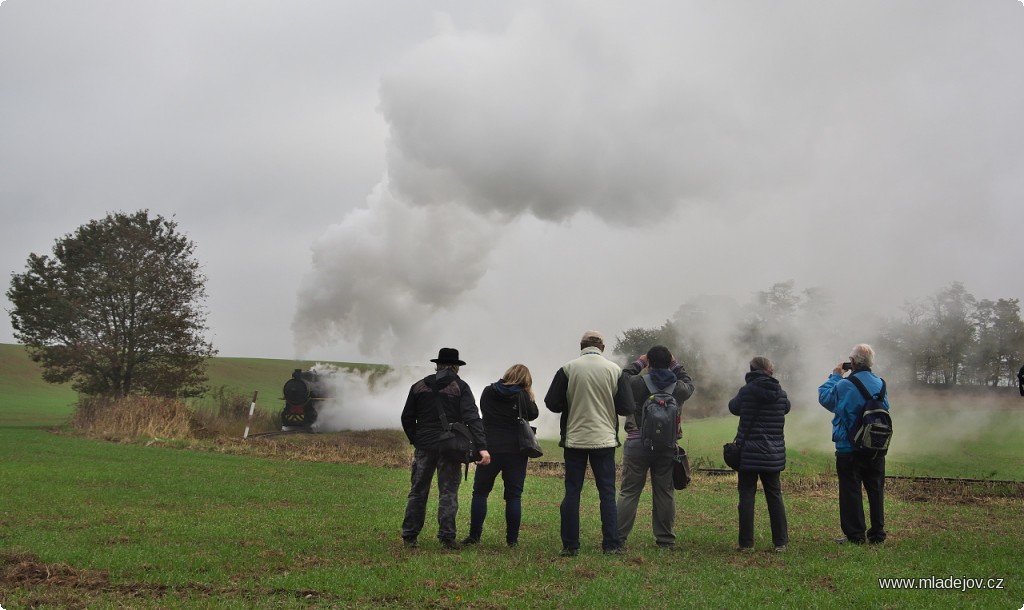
[841,362,853,371]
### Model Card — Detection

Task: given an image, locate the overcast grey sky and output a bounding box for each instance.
[2,1,1023,382]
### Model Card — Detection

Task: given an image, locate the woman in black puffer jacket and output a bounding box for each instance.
[462,364,539,548]
[728,356,790,552]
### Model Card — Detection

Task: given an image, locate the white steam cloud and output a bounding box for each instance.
[311,365,417,432]
[293,1,1024,381]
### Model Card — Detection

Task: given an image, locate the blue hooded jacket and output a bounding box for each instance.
[817,370,890,453]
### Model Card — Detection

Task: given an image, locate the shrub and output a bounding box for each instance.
[72,395,198,441]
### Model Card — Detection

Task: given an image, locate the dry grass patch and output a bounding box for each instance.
[72,395,198,441]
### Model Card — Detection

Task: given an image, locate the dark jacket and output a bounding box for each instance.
[728,371,790,472]
[401,371,487,451]
[480,383,539,454]
[621,361,695,455]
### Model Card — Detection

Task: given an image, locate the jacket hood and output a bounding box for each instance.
[743,370,784,402]
[427,371,461,391]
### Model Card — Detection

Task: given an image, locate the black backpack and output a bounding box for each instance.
[845,375,893,456]
[639,376,680,452]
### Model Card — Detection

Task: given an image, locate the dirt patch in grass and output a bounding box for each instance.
[1,550,352,608]
[1,551,109,589]
[215,429,414,468]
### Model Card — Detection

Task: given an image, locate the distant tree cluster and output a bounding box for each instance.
[614,280,1024,414]
[7,211,217,398]
[879,282,1024,387]
[614,281,830,411]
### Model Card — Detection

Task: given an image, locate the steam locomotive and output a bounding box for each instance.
[280,368,330,430]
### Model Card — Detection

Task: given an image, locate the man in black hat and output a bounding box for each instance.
[401,348,490,550]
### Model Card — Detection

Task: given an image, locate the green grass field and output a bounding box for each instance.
[1,344,1022,608]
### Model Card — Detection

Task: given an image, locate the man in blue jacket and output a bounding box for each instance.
[818,343,890,545]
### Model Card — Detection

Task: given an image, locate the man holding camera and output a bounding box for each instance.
[817,343,890,545]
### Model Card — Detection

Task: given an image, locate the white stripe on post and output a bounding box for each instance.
[242,391,258,439]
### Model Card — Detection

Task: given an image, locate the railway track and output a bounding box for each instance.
[244,429,314,439]
[528,461,1023,486]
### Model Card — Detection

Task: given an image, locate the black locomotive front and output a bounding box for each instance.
[281,368,328,430]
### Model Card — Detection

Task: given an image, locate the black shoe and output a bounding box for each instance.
[461,536,480,545]
[439,539,462,550]
[603,546,624,555]
[559,547,578,557]
[868,538,886,545]
[656,542,675,549]
[835,536,865,545]
[403,538,418,549]
[507,541,518,548]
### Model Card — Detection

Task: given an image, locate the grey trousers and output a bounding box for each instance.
[616,447,676,546]
[401,447,462,542]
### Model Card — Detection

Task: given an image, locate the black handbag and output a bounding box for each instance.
[723,406,761,471]
[672,446,691,490]
[516,393,543,459]
[433,389,477,465]
[722,441,743,470]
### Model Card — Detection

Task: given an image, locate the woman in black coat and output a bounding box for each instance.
[728,356,790,552]
[462,363,539,547]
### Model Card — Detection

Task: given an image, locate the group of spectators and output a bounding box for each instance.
[400,332,891,555]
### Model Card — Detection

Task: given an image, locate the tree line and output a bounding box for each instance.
[878,282,1024,388]
[614,281,1024,412]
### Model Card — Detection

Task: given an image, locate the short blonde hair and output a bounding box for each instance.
[502,363,534,401]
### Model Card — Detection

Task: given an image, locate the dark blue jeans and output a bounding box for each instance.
[468,452,528,544]
[560,447,620,551]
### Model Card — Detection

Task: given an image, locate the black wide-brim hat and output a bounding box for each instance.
[430,347,466,366]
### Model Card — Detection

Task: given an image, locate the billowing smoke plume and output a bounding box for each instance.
[311,364,417,432]
[292,187,497,357]
[294,2,1024,371]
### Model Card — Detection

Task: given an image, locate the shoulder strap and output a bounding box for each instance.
[847,375,886,401]
[845,375,872,401]
[735,386,763,442]
[738,404,761,439]
[430,382,454,429]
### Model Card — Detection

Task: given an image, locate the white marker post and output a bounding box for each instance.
[242,391,259,439]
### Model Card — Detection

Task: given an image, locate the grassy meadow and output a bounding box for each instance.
[1,343,1022,608]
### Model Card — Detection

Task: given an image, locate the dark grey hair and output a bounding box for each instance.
[749,356,774,373]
